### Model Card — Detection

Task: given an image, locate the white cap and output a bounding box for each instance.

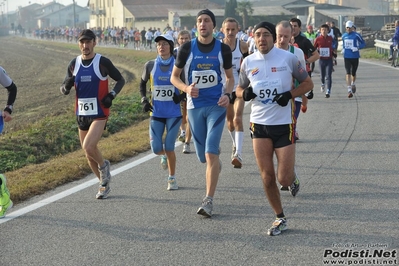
[154,34,174,43]
[345,21,354,28]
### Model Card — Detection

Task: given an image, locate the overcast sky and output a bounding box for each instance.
[5,0,88,13]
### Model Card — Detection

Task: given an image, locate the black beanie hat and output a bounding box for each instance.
[197,9,216,29]
[254,21,276,42]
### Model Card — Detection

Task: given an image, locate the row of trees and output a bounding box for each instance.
[224,0,254,30]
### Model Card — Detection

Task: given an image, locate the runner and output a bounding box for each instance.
[314,23,336,98]
[236,21,313,236]
[60,29,125,199]
[0,66,17,218]
[341,20,365,98]
[171,9,234,217]
[221,17,249,168]
[140,34,182,190]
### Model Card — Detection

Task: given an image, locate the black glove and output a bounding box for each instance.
[141,99,153,113]
[242,86,257,101]
[272,91,292,107]
[307,90,314,100]
[101,92,115,108]
[172,92,186,104]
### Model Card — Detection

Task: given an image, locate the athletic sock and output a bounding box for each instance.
[277,212,285,219]
[235,131,244,155]
[229,130,235,147]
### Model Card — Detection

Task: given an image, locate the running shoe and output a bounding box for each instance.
[167,177,178,190]
[388,56,393,61]
[325,93,330,98]
[301,105,307,113]
[306,90,314,99]
[182,143,190,154]
[289,173,300,197]
[197,197,213,218]
[0,200,13,218]
[267,217,287,236]
[99,160,111,186]
[348,91,353,98]
[280,185,289,191]
[351,84,356,93]
[320,84,325,93]
[160,155,168,170]
[178,133,185,142]
[231,153,243,169]
[96,184,111,199]
[0,174,13,218]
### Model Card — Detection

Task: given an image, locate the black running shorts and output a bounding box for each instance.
[249,123,295,148]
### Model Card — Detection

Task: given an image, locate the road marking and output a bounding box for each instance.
[0,143,183,224]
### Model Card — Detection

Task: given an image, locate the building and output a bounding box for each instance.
[37,4,89,28]
[88,0,221,30]
[12,1,88,30]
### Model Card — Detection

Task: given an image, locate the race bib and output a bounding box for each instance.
[152,85,174,101]
[78,98,98,116]
[344,39,354,49]
[192,70,218,89]
[319,47,330,57]
[252,79,282,104]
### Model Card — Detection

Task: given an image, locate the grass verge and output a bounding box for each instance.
[0,37,156,204]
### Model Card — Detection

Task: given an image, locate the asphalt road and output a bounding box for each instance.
[1,57,398,266]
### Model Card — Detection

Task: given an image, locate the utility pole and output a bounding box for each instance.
[3,0,7,26]
[73,0,76,28]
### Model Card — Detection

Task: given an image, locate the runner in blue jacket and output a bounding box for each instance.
[341,20,365,98]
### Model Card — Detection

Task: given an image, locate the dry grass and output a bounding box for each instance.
[7,119,150,204]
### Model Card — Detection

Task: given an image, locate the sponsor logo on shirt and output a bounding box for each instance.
[158,75,170,82]
[197,63,213,70]
[80,76,92,82]
[251,67,259,76]
[206,55,218,60]
[271,66,287,72]
[297,62,305,73]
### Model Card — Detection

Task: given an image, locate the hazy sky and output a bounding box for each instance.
[5,0,88,13]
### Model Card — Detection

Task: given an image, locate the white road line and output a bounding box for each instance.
[361,58,399,70]
[0,143,182,224]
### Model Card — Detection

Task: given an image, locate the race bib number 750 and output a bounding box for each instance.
[192,70,218,89]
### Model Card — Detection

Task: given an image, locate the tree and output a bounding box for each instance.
[236,0,253,30]
[224,0,238,18]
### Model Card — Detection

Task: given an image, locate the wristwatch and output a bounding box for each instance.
[141,97,148,103]
[224,93,232,101]
[4,105,13,114]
